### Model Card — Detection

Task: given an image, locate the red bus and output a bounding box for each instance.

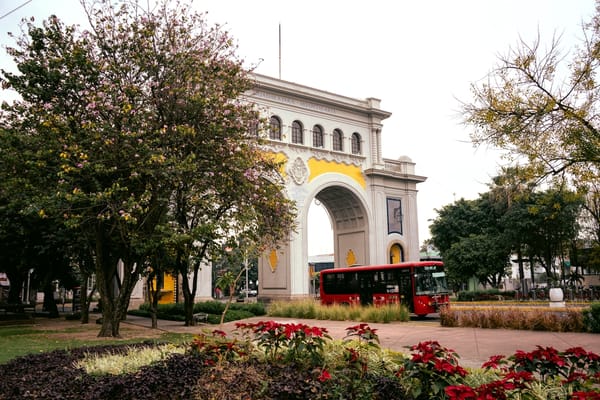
[319,261,449,317]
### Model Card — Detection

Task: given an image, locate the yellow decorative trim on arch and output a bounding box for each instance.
[265,151,289,177]
[346,249,357,267]
[268,249,278,273]
[307,158,365,189]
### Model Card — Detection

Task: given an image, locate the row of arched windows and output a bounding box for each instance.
[269,116,362,155]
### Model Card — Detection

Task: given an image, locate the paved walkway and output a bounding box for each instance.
[123,315,600,369]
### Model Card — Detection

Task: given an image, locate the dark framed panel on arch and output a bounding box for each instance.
[386,197,403,235]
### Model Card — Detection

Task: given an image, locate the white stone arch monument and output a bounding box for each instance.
[246,74,426,301]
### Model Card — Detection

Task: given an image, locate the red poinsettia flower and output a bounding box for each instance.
[318,369,331,382]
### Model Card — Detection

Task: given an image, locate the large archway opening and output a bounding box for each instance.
[308,185,369,273]
[308,201,333,257]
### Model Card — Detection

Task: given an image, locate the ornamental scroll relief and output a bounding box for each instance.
[288,157,308,185]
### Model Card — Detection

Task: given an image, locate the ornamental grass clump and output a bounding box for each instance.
[76,343,185,375]
[268,299,410,323]
[440,306,586,332]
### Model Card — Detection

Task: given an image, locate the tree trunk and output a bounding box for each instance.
[516,247,525,298]
[80,282,96,325]
[42,283,59,318]
[147,274,160,329]
[528,250,536,288]
[179,258,201,326]
[80,276,90,324]
[97,268,120,337]
[219,270,245,326]
[7,273,23,304]
[79,251,96,324]
[93,217,147,337]
[94,224,129,337]
[180,269,195,326]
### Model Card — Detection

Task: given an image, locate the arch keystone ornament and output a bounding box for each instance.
[247,74,427,301]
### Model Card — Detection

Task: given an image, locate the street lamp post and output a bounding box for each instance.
[244,256,249,302]
[25,268,33,304]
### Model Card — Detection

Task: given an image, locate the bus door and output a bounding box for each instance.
[358,271,373,305]
[397,269,413,312]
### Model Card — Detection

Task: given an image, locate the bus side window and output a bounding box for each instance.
[348,274,358,292]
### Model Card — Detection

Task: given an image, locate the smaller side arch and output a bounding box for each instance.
[388,242,405,264]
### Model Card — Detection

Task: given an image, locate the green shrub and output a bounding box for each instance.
[219,309,255,322]
[456,289,515,301]
[132,301,266,323]
[193,301,225,315]
[583,302,600,333]
[128,307,185,321]
[139,302,185,315]
[230,301,266,316]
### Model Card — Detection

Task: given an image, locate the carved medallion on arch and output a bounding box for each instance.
[288,157,308,185]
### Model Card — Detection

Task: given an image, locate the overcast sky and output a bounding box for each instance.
[1,0,597,256]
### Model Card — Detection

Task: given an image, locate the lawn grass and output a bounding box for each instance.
[0,323,193,365]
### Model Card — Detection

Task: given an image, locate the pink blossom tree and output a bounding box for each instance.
[1,0,295,336]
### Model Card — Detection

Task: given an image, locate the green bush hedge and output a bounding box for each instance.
[456,289,516,301]
[131,300,266,323]
[583,302,600,333]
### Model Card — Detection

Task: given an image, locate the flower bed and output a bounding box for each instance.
[1,321,599,399]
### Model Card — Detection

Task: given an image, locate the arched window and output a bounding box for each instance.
[312,125,324,148]
[332,129,343,151]
[269,116,282,140]
[249,119,259,137]
[291,120,303,144]
[351,132,361,154]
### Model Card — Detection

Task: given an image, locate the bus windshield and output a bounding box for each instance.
[415,269,448,295]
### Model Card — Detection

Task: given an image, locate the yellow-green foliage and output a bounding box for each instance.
[440,306,585,332]
[321,339,406,376]
[75,344,185,376]
[267,299,410,323]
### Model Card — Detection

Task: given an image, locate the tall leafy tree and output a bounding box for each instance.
[430,179,582,289]
[1,0,295,336]
[488,169,537,290]
[522,186,583,283]
[443,234,510,288]
[462,2,600,186]
[430,197,510,288]
[573,180,600,273]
